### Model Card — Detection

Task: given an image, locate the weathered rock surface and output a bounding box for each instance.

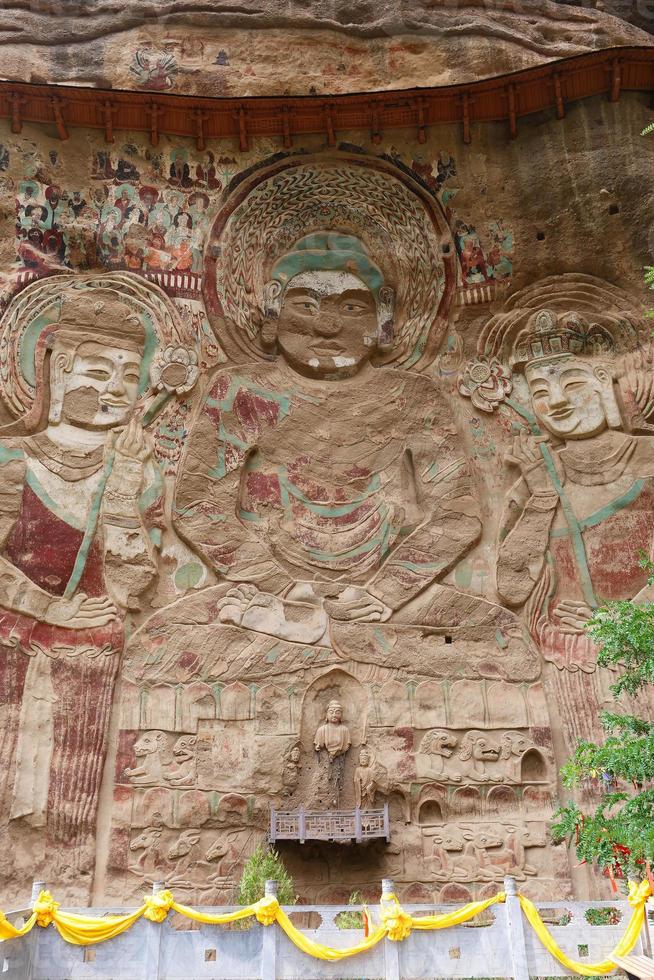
[0,0,651,95]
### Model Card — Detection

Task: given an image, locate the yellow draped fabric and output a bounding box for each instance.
[519,880,652,978]
[0,910,37,941]
[0,880,650,974]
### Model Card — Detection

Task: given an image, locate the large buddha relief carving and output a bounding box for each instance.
[107,155,561,905]
[0,272,202,904]
[175,157,530,658]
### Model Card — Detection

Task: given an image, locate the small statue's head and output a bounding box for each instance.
[326,699,343,724]
[262,232,394,379]
[48,290,145,430]
[289,745,301,763]
[512,309,621,441]
[359,747,370,766]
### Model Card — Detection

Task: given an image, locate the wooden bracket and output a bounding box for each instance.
[101,100,117,143]
[610,58,622,102]
[461,92,471,145]
[193,109,209,151]
[323,104,336,147]
[553,73,565,119]
[8,92,25,134]
[507,84,517,140]
[370,104,382,145]
[282,105,292,149]
[237,106,248,152]
[50,97,69,140]
[148,102,164,146]
[416,97,427,144]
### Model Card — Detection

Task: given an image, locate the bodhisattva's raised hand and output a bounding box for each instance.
[505,430,563,496]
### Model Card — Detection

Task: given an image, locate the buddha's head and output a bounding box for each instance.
[512,309,621,441]
[48,290,145,430]
[326,699,343,724]
[262,232,394,379]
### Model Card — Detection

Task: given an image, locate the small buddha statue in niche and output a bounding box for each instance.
[353,746,376,809]
[314,699,351,806]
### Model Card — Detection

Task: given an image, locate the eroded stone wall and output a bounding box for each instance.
[0,83,652,908]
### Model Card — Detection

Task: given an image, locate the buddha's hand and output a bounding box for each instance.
[505,431,562,496]
[553,599,595,634]
[44,592,118,629]
[323,585,392,623]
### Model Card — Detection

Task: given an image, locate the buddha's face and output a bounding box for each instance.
[359,749,370,766]
[526,356,614,440]
[327,702,343,724]
[275,271,377,378]
[56,339,141,430]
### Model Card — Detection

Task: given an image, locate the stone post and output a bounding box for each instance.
[144,879,165,980]
[25,880,46,980]
[30,880,46,903]
[261,879,278,980]
[504,876,529,980]
[381,878,401,980]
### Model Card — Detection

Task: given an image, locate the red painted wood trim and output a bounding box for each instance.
[0,46,652,145]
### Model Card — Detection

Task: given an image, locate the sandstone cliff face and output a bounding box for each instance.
[0,0,652,911]
[0,0,651,95]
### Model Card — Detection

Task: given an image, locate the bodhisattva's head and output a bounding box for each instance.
[262,232,394,379]
[326,699,343,724]
[48,291,145,430]
[525,356,619,440]
[512,309,622,441]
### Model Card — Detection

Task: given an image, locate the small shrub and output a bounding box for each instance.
[335,891,365,930]
[236,844,296,907]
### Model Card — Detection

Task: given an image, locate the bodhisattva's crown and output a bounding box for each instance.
[510,309,615,371]
[53,290,145,353]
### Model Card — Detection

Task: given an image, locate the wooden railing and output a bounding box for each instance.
[270,804,390,844]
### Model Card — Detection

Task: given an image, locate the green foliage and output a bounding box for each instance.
[584,907,621,926]
[585,606,654,696]
[553,551,654,883]
[643,123,654,137]
[335,891,365,930]
[236,844,297,907]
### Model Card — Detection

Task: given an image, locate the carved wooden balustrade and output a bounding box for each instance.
[269,805,390,844]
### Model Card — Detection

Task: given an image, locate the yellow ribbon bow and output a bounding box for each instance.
[254,895,280,926]
[143,889,175,923]
[628,879,652,908]
[380,893,412,942]
[34,890,60,928]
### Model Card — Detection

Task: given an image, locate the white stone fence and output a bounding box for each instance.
[1,877,650,980]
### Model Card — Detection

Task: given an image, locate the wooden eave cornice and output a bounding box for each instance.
[1,45,653,148]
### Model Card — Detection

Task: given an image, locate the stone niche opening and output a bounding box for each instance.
[521,748,548,783]
[297,669,367,810]
[418,799,444,826]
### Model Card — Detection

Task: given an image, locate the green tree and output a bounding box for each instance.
[236,844,297,906]
[551,555,654,885]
